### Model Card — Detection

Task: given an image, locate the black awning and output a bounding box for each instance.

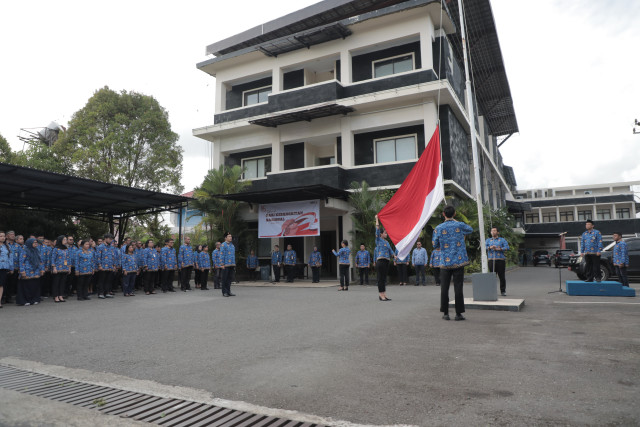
[0,162,190,219]
[506,199,531,212]
[249,104,354,127]
[257,23,352,57]
[215,184,348,204]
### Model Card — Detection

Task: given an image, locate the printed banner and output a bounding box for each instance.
[259,200,320,238]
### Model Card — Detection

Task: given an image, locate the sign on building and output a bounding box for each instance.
[259,200,320,238]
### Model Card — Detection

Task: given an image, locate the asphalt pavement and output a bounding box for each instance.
[0,267,638,426]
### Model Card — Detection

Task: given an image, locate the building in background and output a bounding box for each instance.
[192,0,519,278]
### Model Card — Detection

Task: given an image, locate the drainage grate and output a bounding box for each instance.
[0,365,326,427]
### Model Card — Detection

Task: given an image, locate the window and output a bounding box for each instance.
[597,209,611,220]
[577,210,592,221]
[525,213,539,224]
[616,208,631,219]
[243,86,272,106]
[542,212,556,223]
[373,54,415,78]
[374,135,417,164]
[317,156,336,166]
[559,211,574,222]
[242,156,271,179]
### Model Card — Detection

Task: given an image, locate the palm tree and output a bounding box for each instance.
[348,180,387,254]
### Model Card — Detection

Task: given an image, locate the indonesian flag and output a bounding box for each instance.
[378,126,445,260]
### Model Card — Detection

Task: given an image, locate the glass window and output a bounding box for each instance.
[577,210,592,221]
[559,211,574,222]
[243,86,272,106]
[373,54,414,78]
[597,209,611,220]
[616,208,631,219]
[242,156,271,179]
[317,156,336,166]
[525,214,539,224]
[542,212,556,223]
[375,135,416,164]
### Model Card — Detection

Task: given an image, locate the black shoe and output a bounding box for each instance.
[84,297,91,300]
[442,314,450,320]
[169,289,176,292]
[414,284,419,286]
[228,293,236,296]
[455,314,466,321]
[223,293,230,297]
[501,292,506,297]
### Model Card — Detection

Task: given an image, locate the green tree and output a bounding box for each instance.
[0,133,13,163]
[348,180,388,254]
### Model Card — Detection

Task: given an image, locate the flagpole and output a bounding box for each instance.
[457,0,488,273]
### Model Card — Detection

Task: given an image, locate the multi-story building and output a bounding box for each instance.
[514,182,640,254]
[193,0,519,278]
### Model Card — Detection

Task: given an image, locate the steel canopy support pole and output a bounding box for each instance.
[458,0,488,273]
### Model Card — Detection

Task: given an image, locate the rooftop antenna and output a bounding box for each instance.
[18,122,66,148]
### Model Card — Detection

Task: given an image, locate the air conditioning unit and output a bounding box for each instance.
[584,190,592,195]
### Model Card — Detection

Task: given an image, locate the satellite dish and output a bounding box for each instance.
[18,121,66,147]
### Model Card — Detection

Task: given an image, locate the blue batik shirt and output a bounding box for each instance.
[221,241,236,267]
[41,246,52,270]
[246,254,258,269]
[198,251,212,269]
[355,250,369,268]
[309,251,322,267]
[51,248,71,273]
[411,247,428,266]
[121,253,139,273]
[486,237,509,260]
[375,228,394,260]
[212,248,222,268]
[160,247,178,270]
[0,245,13,270]
[429,248,441,268]
[67,246,79,267]
[97,243,116,270]
[20,252,44,278]
[283,250,296,266]
[432,219,473,269]
[613,241,629,267]
[394,249,409,264]
[178,244,195,268]
[271,250,282,265]
[332,247,351,265]
[580,229,603,255]
[11,243,22,270]
[75,250,94,274]
[143,248,159,270]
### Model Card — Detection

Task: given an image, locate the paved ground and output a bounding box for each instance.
[0,267,638,426]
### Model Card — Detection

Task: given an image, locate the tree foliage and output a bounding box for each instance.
[0,133,13,163]
[348,180,394,253]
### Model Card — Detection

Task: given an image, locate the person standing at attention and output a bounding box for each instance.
[612,232,629,287]
[374,215,395,301]
[432,205,473,321]
[580,220,603,282]
[246,250,259,282]
[411,241,428,286]
[160,239,178,293]
[50,235,70,303]
[429,247,442,286]
[394,249,409,286]
[309,246,322,283]
[121,243,139,297]
[355,243,370,286]
[283,244,297,283]
[332,240,351,291]
[178,236,195,291]
[18,238,44,306]
[271,245,282,283]
[212,242,222,289]
[486,227,510,296]
[0,231,14,308]
[220,232,236,297]
[143,240,159,295]
[74,240,94,301]
[198,244,211,290]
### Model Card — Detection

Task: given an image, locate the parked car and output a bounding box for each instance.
[533,250,551,266]
[568,237,640,281]
[553,249,576,268]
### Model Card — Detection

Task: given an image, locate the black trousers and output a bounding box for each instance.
[97,270,113,296]
[339,264,349,288]
[358,267,369,285]
[248,269,257,281]
[194,269,201,286]
[17,277,40,305]
[440,267,465,315]
[6,270,18,300]
[414,265,426,285]
[222,266,234,295]
[161,270,175,292]
[432,267,441,285]
[311,266,321,283]
[284,265,294,282]
[212,268,221,288]
[272,265,281,282]
[66,267,76,295]
[181,266,193,290]
[76,275,91,299]
[397,263,408,283]
[144,270,157,293]
[201,269,209,289]
[615,266,629,287]
[376,259,389,293]
[41,271,52,297]
[489,259,507,293]
[584,254,601,281]
[52,272,68,298]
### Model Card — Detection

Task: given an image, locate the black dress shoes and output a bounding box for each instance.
[223,293,230,297]
[442,314,450,320]
[455,314,466,321]
[228,293,236,296]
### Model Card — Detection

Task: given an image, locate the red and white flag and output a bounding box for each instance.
[377,126,445,260]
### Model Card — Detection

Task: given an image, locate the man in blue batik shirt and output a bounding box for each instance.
[283,245,297,283]
[486,227,510,296]
[432,205,473,321]
[411,241,428,286]
[355,244,371,285]
[271,245,282,283]
[580,220,603,282]
[309,246,322,283]
[612,232,629,287]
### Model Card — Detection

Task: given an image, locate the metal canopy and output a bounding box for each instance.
[249,104,354,127]
[446,0,519,136]
[505,199,531,212]
[215,184,348,204]
[0,162,190,220]
[502,165,517,187]
[257,23,352,57]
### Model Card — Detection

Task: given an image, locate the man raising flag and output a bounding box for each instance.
[377,126,445,260]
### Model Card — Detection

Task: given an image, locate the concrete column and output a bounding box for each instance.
[340,50,352,85]
[538,208,542,223]
[215,81,225,112]
[272,66,282,93]
[555,207,560,223]
[612,203,617,219]
[211,139,222,170]
[271,129,283,172]
[632,202,637,217]
[592,204,597,221]
[419,16,435,71]
[574,206,578,221]
[340,118,354,167]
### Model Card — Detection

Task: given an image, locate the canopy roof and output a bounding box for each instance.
[0,162,189,221]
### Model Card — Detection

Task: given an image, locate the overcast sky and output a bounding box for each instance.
[1,0,638,195]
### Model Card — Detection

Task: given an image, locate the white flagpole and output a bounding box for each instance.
[457,0,488,273]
